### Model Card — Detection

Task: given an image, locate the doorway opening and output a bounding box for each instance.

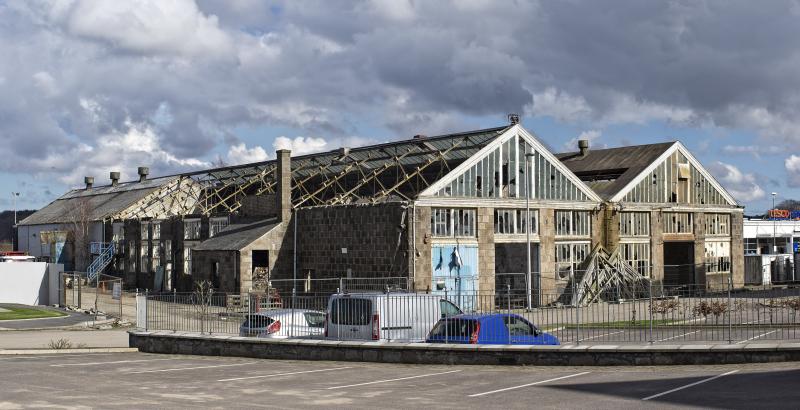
[663,241,695,286]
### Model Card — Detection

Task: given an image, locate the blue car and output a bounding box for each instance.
[425,313,559,345]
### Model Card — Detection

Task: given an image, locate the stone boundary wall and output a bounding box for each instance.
[129,330,800,366]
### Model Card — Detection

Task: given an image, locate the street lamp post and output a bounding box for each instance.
[11,192,19,251]
[772,192,777,255]
[525,152,535,310]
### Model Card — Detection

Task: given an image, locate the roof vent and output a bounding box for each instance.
[84,176,94,189]
[110,171,120,187]
[137,167,149,182]
[413,134,427,139]
[578,139,589,157]
[508,113,520,125]
[338,147,350,157]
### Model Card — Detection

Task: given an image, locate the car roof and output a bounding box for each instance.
[249,309,322,317]
[445,313,520,321]
[331,292,438,298]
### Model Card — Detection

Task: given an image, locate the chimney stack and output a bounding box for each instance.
[137,167,149,182]
[84,176,94,189]
[508,113,520,125]
[578,139,589,157]
[276,150,292,223]
[110,171,120,187]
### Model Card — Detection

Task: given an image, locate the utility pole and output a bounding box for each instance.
[525,152,535,310]
[11,192,19,251]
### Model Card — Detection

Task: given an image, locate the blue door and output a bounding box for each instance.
[431,244,478,311]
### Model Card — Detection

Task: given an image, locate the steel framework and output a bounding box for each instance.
[112,127,507,220]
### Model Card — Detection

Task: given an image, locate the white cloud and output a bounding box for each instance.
[33,119,209,186]
[226,143,270,165]
[526,88,592,123]
[722,145,784,159]
[564,130,602,152]
[62,0,232,57]
[786,155,800,187]
[709,161,765,202]
[273,136,328,156]
[32,71,58,97]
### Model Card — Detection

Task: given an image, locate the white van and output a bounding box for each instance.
[324,292,462,342]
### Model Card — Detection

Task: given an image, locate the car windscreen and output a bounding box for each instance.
[429,319,478,338]
[243,315,274,328]
[330,298,372,325]
[304,312,325,328]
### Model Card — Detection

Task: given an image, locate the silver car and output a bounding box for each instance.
[240,309,325,338]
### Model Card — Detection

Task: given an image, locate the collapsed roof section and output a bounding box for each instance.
[72,125,510,221]
[18,177,179,225]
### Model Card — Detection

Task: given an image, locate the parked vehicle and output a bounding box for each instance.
[324,292,463,342]
[240,309,325,338]
[425,313,559,345]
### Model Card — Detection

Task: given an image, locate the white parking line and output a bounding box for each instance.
[736,330,778,344]
[657,330,701,342]
[579,330,625,341]
[642,370,739,401]
[219,366,353,382]
[128,362,258,374]
[0,353,114,361]
[743,319,765,325]
[327,370,461,390]
[468,372,591,397]
[51,358,177,367]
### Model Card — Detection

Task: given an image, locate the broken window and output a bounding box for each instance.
[619,212,650,237]
[664,212,692,234]
[555,242,590,280]
[555,211,591,236]
[184,219,201,240]
[430,208,476,237]
[209,217,229,238]
[494,209,539,235]
[620,242,651,277]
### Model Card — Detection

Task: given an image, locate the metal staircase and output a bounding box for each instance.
[87,242,115,282]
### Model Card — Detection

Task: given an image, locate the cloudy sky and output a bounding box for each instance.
[2,0,799,213]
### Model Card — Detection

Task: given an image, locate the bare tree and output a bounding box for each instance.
[193,280,215,334]
[63,197,93,272]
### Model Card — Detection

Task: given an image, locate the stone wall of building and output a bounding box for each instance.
[730,212,745,288]
[538,208,557,301]
[411,206,432,292]
[650,210,665,286]
[693,212,707,288]
[476,207,495,295]
[240,222,292,292]
[240,194,278,218]
[192,250,238,292]
[282,203,411,291]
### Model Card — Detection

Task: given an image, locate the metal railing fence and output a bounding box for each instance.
[137,280,800,345]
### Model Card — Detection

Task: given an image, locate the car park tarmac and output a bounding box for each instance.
[1,351,799,409]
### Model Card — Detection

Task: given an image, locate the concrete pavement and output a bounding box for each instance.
[0,329,130,350]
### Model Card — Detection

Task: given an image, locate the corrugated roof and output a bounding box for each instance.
[193,219,280,251]
[556,142,675,199]
[19,177,177,225]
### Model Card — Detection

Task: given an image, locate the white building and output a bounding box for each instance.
[743,216,799,284]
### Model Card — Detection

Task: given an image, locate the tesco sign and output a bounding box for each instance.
[768,209,800,220]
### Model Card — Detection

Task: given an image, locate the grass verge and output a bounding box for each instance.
[0,306,67,321]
